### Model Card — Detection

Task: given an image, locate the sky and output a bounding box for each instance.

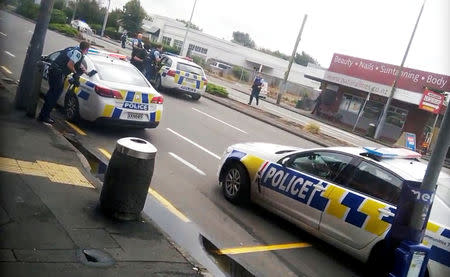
[104,0,449,76]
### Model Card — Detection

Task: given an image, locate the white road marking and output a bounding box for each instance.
[28,30,33,33]
[4,51,15,58]
[1,66,12,74]
[166,128,221,160]
[0,32,7,37]
[192,108,248,134]
[168,152,206,176]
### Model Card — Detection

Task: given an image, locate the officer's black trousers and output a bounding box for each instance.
[39,69,65,120]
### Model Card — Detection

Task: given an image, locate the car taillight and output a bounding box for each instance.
[202,77,208,85]
[151,96,164,104]
[167,70,176,77]
[95,85,123,99]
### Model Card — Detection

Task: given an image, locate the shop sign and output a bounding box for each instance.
[419,89,444,114]
[405,132,416,151]
[328,54,450,94]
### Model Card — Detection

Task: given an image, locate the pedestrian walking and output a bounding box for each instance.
[143,44,163,82]
[38,41,91,124]
[130,34,146,72]
[248,73,263,105]
[120,32,127,48]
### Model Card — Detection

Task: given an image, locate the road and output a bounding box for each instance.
[0,10,367,276]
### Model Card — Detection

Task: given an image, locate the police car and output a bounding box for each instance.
[218,144,450,276]
[41,48,163,128]
[154,55,208,100]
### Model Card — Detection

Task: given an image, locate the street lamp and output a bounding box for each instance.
[180,0,197,56]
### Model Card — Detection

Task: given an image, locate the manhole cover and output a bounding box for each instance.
[78,249,114,267]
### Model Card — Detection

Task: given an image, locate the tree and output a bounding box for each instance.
[75,0,104,25]
[232,31,255,48]
[294,51,319,66]
[107,8,122,31]
[121,0,146,35]
[53,0,65,10]
[176,19,202,31]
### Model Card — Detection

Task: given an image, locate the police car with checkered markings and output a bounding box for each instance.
[218,144,450,276]
[41,49,163,128]
[154,55,207,101]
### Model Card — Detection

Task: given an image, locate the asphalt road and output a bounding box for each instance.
[0,10,367,276]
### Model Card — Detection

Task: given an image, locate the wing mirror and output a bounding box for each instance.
[40,55,49,62]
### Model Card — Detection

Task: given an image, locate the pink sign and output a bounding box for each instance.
[419,89,445,114]
[329,54,450,94]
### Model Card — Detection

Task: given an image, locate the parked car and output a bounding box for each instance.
[154,55,208,101]
[70,20,92,33]
[217,145,450,276]
[40,49,163,128]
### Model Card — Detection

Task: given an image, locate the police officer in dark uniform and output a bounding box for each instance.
[143,44,163,82]
[38,41,90,124]
[130,34,146,72]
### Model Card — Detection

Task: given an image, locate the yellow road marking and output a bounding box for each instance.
[217,242,311,255]
[0,156,94,188]
[65,121,87,136]
[148,188,191,223]
[1,65,12,74]
[98,148,112,159]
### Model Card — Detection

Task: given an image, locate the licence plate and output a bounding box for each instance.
[184,78,195,83]
[127,112,144,120]
[180,86,196,93]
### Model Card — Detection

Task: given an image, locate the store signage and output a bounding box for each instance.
[418,89,444,114]
[405,132,416,151]
[328,54,450,94]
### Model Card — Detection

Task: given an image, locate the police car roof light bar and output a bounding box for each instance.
[88,48,127,61]
[363,147,421,159]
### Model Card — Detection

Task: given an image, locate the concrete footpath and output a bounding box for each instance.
[0,80,202,276]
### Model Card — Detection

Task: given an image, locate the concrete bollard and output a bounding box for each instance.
[100,137,157,221]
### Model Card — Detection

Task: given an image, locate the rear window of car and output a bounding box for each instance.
[94,61,149,87]
[176,62,204,76]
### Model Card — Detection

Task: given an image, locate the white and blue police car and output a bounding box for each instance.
[218,144,450,276]
[41,48,163,128]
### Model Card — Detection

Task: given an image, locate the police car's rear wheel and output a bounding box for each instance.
[155,75,163,91]
[191,94,201,101]
[223,163,250,204]
[64,91,80,123]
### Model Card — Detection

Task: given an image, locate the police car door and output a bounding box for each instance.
[260,151,353,229]
[319,159,401,249]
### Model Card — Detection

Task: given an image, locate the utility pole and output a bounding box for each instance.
[374,0,426,139]
[71,0,78,22]
[15,0,55,110]
[180,0,197,56]
[100,0,111,37]
[276,14,307,105]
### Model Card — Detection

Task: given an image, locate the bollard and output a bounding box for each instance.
[26,61,44,118]
[100,137,157,221]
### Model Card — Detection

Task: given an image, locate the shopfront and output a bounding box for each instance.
[307,53,449,147]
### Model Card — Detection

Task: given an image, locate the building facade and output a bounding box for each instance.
[306,53,449,149]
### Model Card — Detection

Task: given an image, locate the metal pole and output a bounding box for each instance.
[374,0,426,139]
[71,0,78,22]
[100,0,111,37]
[352,92,370,132]
[426,113,440,153]
[15,0,55,110]
[239,66,244,82]
[408,105,450,234]
[276,14,307,105]
[180,0,197,56]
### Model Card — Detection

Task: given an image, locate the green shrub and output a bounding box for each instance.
[48,23,79,37]
[104,27,121,40]
[50,9,67,24]
[206,83,228,98]
[16,0,39,20]
[192,55,207,68]
[231,66,249,82]
[142,38,180,55]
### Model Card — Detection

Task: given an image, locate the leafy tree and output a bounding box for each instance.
[74,0,104,25]
[232,31,255,48]
[50,9,67,24]
[176,19,202,31]
[121,0,147,34]
[107,8,122,31]
[294,51,319,66]
[53,0,65,10]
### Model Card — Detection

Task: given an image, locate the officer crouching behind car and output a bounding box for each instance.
[143,44,163,82]
[38,41,90,124]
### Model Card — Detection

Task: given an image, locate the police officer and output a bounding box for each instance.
[143,44,163,82]
[130,34,146,72]
[248,73,263,106]
[38,41,90,124]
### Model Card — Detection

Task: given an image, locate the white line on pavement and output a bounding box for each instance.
[192,108,248,134]
[28,30,33,33]
[168,152,206,176]
[4,51,15,58]
[1,65,12,74]
[0,32,6,37]
[166,128,221,160]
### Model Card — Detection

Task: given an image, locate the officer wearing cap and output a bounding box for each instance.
[38,41,90,124]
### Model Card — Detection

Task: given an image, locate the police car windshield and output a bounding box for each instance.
[176,63,203,76]
[94,61,148,87]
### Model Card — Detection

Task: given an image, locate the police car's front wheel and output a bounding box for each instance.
[64,91,80,123]
[222,162,250,204]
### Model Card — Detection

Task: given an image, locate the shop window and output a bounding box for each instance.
[386,107,408,128]
[338,94,363,114]
[162,36,172,46]
[362,101,383,120]
[173,39,183,49]
[188,44,208,54]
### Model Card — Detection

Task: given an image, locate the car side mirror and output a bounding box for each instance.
[41,56,48,62]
